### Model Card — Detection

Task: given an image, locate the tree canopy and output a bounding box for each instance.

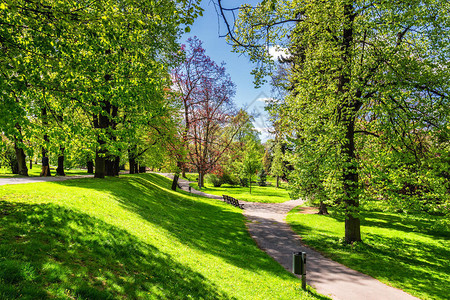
[221,0,450,242]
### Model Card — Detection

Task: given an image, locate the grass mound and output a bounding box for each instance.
[0,174,322,299]
[286,208,450,300]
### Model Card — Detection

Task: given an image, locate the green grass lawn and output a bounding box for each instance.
[189,176,292,203]
[286,207,450,300]
[0,166,89,177]
[0,174,325,299]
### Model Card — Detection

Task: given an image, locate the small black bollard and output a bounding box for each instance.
[293,252,307,290]
[189,186,191,193]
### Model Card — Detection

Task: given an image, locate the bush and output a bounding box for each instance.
[219,172,239,185]
[205,174,222,187]
[0,144,18,174]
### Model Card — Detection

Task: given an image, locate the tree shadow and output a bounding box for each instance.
[0,201,233,299]
[55,174,295,280]
[326,210,450,238]
[289,210,449,299]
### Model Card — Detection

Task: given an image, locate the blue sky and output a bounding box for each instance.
[182,0,274,142]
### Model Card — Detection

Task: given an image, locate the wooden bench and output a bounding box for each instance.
[222,195,244,209]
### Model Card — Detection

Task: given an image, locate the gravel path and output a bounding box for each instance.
[161,173,419,300]
[0,175,94,186]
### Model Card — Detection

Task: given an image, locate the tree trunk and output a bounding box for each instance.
[41,107,51,176]
[56,147,65,176]
[87,159,94,174]
[93,99,110,178]
[198,171,204,188]
[29,159,32,170]
[128,145,137,174]
[249,177,252,194]
[338,2,361,244]
[342,120,361,243]
[129,157,136,174]
[95,150,106,178]
[114,156,120,176]
[276,175,279,188]
[14,141,28,176]
[105,157,118,176]
[318,201,328,215]
[171,173,179,191]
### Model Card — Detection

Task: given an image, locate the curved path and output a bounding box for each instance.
[0,175,94,186]
[162,173,419,300]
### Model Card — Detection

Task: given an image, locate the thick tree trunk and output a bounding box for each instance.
[14,141,28,176]
[128,146,137,174]
[11,159,19,174]
[276,175,279,188]
[114,156,120,175]
[56,147,65,176]
[105,156,119,176]
[95,150,106,178]
[342,120,361,243]
[171,173,179,191]
[129,158,136,174]
[338,2,361,244]
[318,201,328,215]
[87,160,94,174]
[29,159,32,170]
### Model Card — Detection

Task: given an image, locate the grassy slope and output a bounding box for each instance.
[286,208,450,300]
[0,174,324,299]
[189,177,292,204]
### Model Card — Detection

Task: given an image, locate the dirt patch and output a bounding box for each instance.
[297,207,319,214]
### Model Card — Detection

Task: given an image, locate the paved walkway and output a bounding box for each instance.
[161,173,419,300]
[0,175,94,186]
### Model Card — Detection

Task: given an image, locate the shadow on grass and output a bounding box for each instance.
[55,173,295,280]
[0,201,232,299]
[289,210,450,300]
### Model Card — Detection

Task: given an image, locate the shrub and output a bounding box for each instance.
[205,174,222,187]
[219,172,239,186]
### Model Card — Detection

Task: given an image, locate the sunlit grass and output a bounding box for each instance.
[188,176,292,203]
[286,207,450,300]
[0,174,324,299]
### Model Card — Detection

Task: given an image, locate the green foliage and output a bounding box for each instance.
[0,174,322,299]
[240,143,262,193]
[262,148,272,173]
[270,142,285,178]
[232,0,450,240]
[258,168,267,186]
[0,138,18,174]
[0,0,203,176]
[205,173,222,187]
[219,171,239,186]
[287,207,450,300]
